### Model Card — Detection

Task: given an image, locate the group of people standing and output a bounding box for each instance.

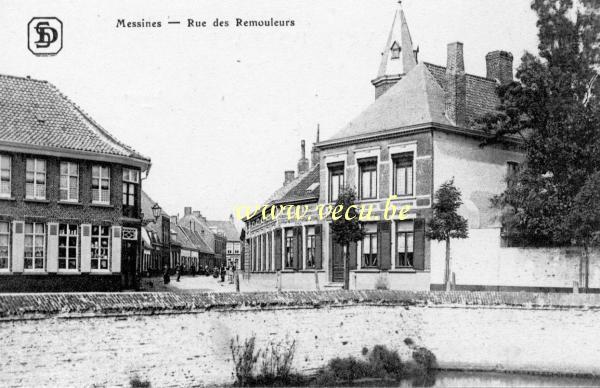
[162,262,236,284]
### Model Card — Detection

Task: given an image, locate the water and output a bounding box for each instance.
[401,371,600,387]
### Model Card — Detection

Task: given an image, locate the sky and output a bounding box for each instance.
[1,0,539,221]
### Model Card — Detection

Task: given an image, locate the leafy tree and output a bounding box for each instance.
[478,0,600,247]
[568,171,600,291]
[330,187,363,290]
[426,179,468,291]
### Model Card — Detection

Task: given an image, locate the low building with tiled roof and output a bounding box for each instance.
[207,216,242,268]
[0,73,151,292]
[243,3,525,292]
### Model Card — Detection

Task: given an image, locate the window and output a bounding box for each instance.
[122,168,139,207]
[26,158,46,200]
[24,222,45,270]
[328,164,344,202]
[91,225,110,270]
[285,229,294,268]
[359,159,377,199]
[58,224,78,270]
[391,41,401,60]
[393,152,413,196]
[507,161,519,189]
[362,223,378,268]
[92,166,110,204]
[0,222,9,270]
[396,221,414,268]
[60,162,79,202]
[306,226,316,268]
[0,155,11,198]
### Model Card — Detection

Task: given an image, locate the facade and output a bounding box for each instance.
[0,74,150,292]
[243,4,525,291]
[180,207,227,267]
[207,215,241,268]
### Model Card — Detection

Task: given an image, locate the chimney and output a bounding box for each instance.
[486,50,513,85]
[170,215,178,225]
[184,207,192,216]
[297,140,309,174]
[284,170,295,185]
[445,42,467,127]
[311,124,320,167]
[193,210,202,218]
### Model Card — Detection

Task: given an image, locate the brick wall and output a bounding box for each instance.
[1,291,600,387]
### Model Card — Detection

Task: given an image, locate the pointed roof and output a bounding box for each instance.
[375,2,417,79]
[328,63,451,141]
[0,74,150,169]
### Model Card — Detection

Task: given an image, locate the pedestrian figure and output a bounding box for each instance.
[163,265,170,285]
[191,265,196,277]
[176,264,181,282]
[220,265,226,282]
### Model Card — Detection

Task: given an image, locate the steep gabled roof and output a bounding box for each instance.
[376,2,418,79]
[0,74,150,167]
[141,190,169,222]
[272,164,320,204]
[206,220,240,241]
[329,63,451,141]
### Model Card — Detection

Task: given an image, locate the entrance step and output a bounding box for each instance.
[324,282,344,289]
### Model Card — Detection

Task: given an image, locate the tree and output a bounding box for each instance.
[568,171,600,292]
[330,187,363,290]
[477,0,600,248]
[426,179,468,291]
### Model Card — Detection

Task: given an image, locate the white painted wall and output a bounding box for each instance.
[431,228,600,289]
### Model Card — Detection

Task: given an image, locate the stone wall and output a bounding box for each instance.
[2,291,600,387]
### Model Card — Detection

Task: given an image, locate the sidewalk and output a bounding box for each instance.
[139,274,263,293]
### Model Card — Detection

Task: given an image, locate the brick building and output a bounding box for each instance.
[207,215,241,268]
[0,74,151,292]
[244,4,525,291]
[180,207,227,267]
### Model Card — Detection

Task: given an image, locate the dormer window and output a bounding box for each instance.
[391,41,401,60]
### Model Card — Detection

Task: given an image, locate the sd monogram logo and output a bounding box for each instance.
[28,17,63,56]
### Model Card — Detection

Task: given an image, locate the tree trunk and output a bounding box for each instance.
[445,237,451,291]
[584,243,590,293]
[234,269,240,292]
[314,268,320,291]
[343,244,349,290]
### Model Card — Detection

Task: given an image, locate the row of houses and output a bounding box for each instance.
[0,70,240,292]
[241,3,600,293]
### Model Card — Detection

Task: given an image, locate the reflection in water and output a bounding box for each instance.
[401,371,600,387]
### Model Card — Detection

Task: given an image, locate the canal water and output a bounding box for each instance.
[401,371,600,387]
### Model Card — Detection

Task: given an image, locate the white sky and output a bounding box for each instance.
[2,0,539,220]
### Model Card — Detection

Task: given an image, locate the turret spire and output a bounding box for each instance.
[371,2,418,99]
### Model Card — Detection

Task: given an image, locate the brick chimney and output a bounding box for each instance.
[445,42,467,127]
[311,124,320,167]
[184,207,192,216]
[284,170,295,185]
[170,215,178,225]
[486,50,513,84]
[297,140,309,174]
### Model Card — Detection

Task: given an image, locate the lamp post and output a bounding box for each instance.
[151,203,162,220]
[151,203,167,270]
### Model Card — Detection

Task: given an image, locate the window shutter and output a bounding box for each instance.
[378,221,392,270]
[46,222,59,273]
[314,225,322,269]
[111,226,122,273]
[294,226,303,270]
[413,218,426,270]
[274,229,282,270]
[12,221,24,272]
[348,241,357,270]
[80,224,92,272]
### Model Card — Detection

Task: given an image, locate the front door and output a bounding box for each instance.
[331,238,344,283]
[122,240,138,289]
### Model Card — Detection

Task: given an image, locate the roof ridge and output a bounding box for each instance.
[423,62,498,84]
[0,73,48,83]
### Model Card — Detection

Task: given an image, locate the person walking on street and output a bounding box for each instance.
[220,265,226,282]
[163,265,170,285]
[176,264,181,282]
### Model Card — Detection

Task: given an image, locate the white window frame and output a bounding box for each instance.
[361,223,378,268]
[25,158,46,200]
[91,225,111,271]
[388,142,417,199]
[58,224,79,272]
[0,221,10,272]
[59,162,79,202]
[24,222,45,271]
[92,166,111,204]
[0,155,11,198]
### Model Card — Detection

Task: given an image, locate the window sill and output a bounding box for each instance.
[298,269,325,273]
[57,270,81,275]
[352,268,380,273]
[0,196,15,201]
[390,268,416,273]
[91,203,113,208]
[24,198,49,204]
[59,201,83,206]
[90,270,113,275]
[23,270,47,275]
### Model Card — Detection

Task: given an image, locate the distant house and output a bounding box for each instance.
[180,207,227,267]
[0,74,151,292]
[207,216,241,268]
